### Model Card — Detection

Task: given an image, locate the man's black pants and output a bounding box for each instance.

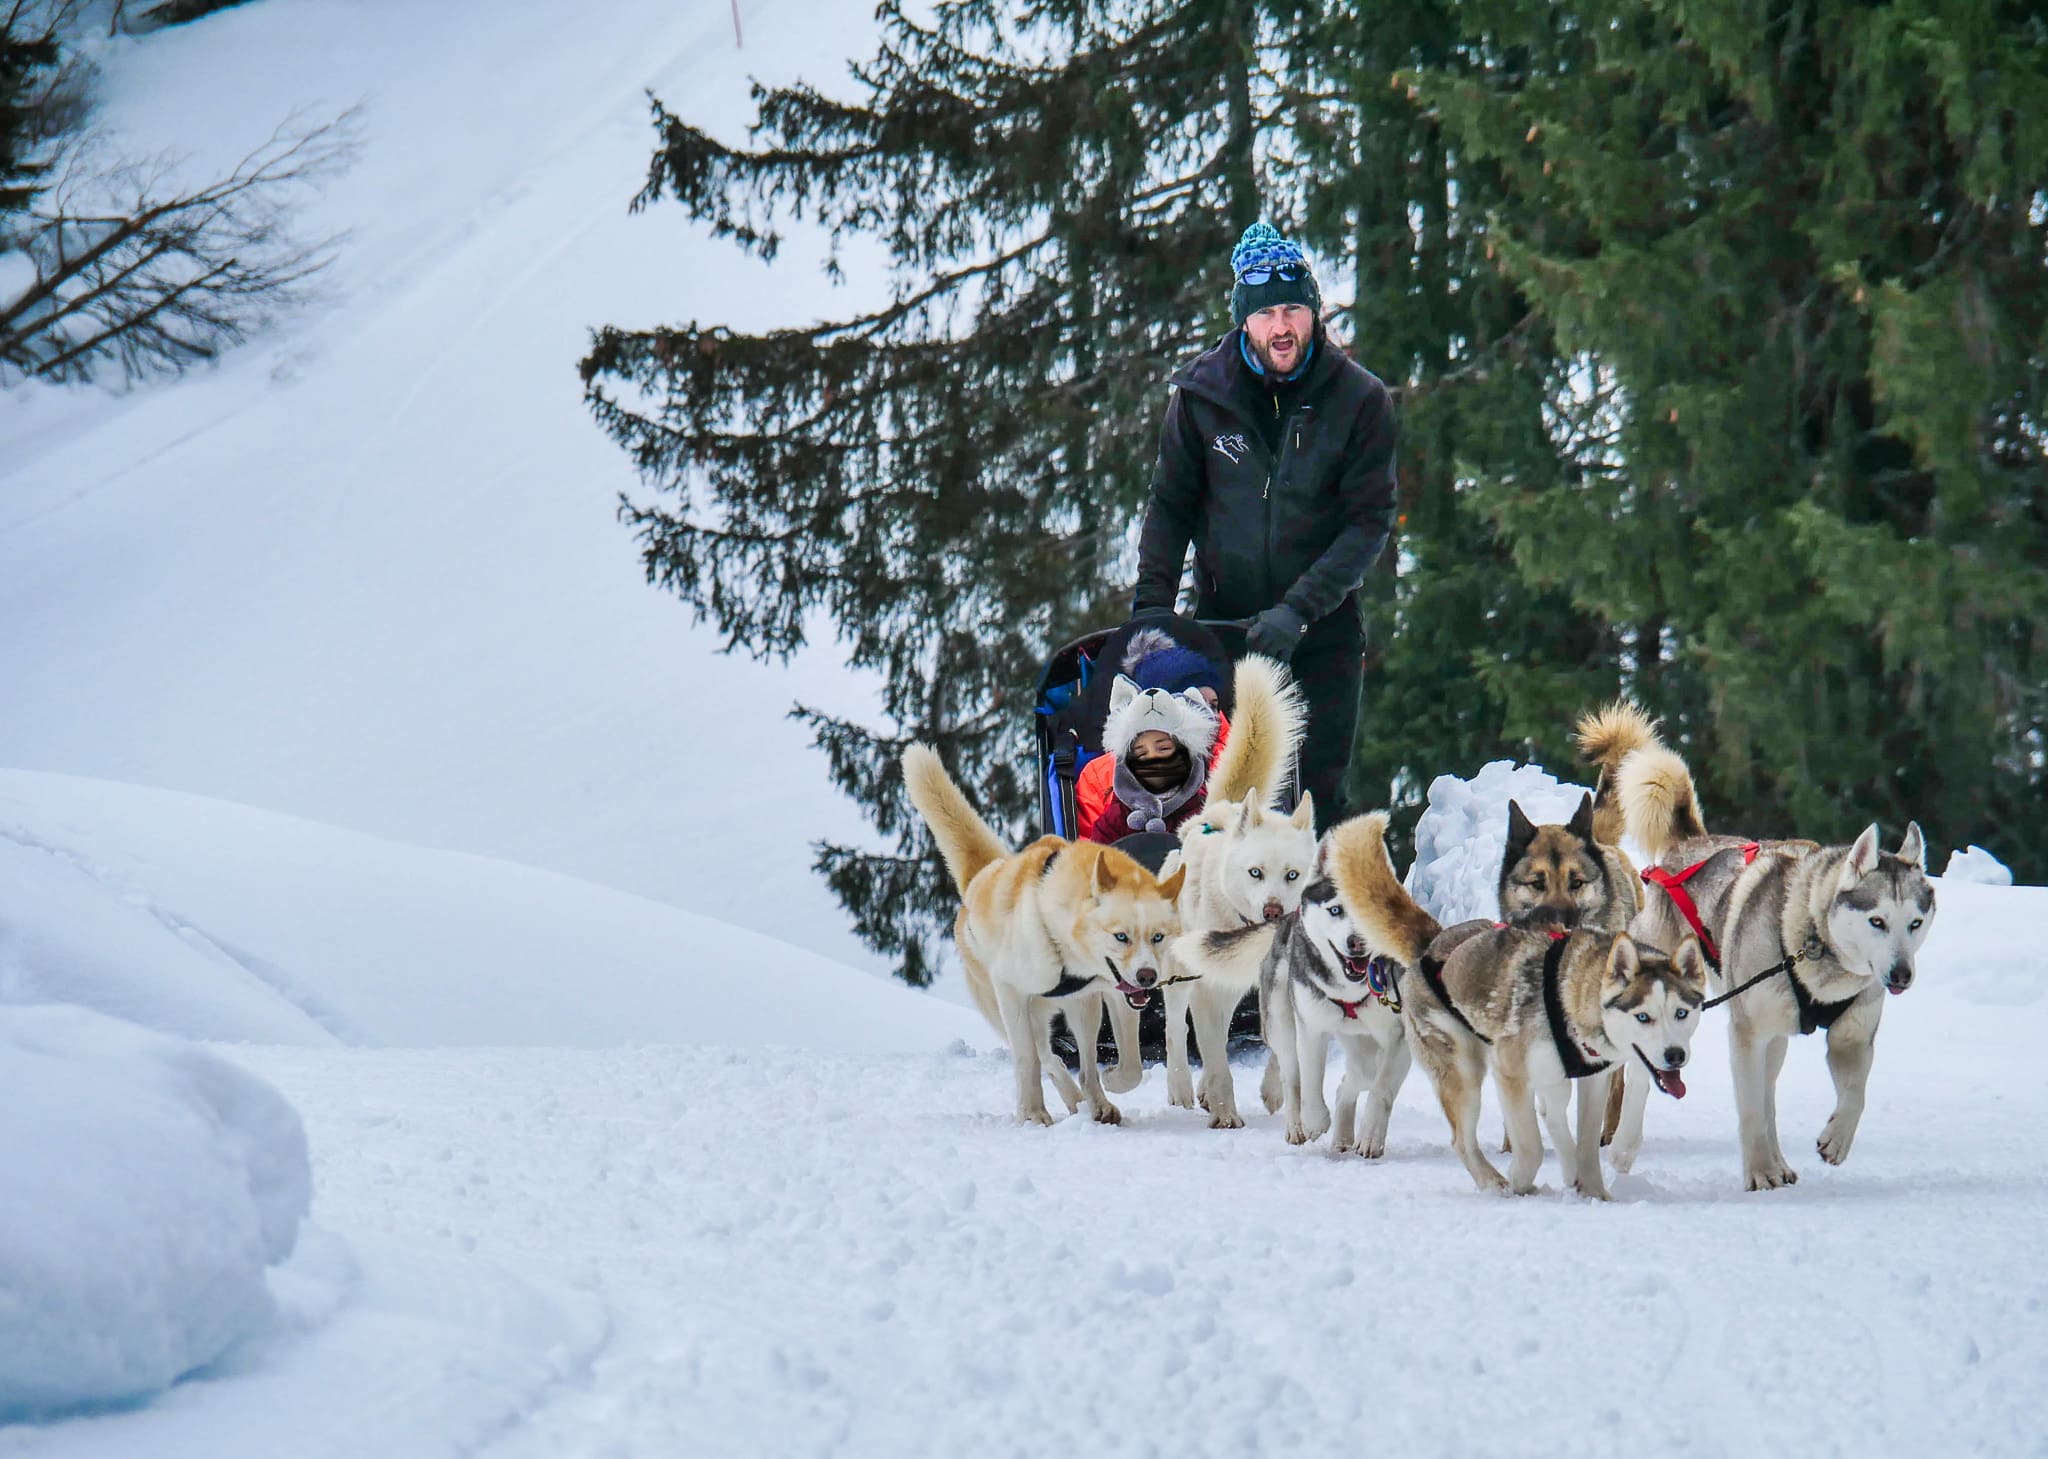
[1286,613,1366,832]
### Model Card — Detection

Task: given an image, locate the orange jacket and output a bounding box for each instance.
[1074,714,1232,844]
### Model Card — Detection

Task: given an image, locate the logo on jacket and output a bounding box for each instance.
[1211,432,1250,465]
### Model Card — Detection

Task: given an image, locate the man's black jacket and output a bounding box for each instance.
[1131,327,1397,629]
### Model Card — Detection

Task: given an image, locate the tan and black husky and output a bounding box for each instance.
[1346,819,1707,1198]
[902,745,1184,1126]
[1497,790,1641,934]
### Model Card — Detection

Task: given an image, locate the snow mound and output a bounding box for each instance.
[13,1231,608,1459]
[1942,844,2013,886]
[0,769,983,1054]
[0,832,336,1047]
[1405,760,1594,923]
[0,1005,310,1419]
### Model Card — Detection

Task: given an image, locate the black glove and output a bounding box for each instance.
[1245,603,1307,661]
[1129,604,1177,624]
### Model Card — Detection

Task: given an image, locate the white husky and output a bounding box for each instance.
[1156,661,1313,1127]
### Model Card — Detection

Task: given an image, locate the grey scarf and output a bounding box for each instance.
[1112,752,1208,835]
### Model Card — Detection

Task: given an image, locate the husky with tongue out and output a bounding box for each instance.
[1340,816,1709,1199]
[1255,815,1415,1155]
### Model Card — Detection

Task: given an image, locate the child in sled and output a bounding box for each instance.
[1074,630,1232,844]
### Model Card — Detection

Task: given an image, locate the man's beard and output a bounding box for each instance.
[1252,326,1308,375]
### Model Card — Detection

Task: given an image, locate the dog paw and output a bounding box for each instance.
[1359,1139,1386,1160]
[1208,1109,1246,1131]
[1020,1105,1056,1128]
[1092,1101,1123,1126]
[1285,1121,1309,1146]
[1573,1177,1612,1202]
[1103,1064,1143,1096]
[1745,1162,1798,1191]
[1166,1071,1196,1108]
[1816,1120,1855,1166]
[1303,1110,1331,1142]
[1608,1140,1640,1175]
[1259,1061,1283,1114]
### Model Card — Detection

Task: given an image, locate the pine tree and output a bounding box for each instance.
[1285,1,1612,839]
[584,2,1317,980]
[1410,0,2048,873]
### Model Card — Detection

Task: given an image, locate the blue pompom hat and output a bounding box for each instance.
[1230,221,1322,327]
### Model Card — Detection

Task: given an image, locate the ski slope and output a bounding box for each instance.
[0,0,891,974]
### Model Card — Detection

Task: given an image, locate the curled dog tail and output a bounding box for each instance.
[1210,654,1308,809]
[1328,812,1441,968]
[901,744,1011,897]
[1576,698,1662,847]
[1616,744,1708,861]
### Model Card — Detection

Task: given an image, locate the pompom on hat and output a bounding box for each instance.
[1230,221,1322,327]
[1120,626,1228,701]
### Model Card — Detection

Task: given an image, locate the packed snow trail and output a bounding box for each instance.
[196,986,2047,1459]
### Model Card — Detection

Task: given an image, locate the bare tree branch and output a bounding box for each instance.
[0,105,359,385]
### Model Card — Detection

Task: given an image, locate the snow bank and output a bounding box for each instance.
[0,1005,310,1419]
[1405,760,1595,923]
[1942,844,2013,886]
[0,769,984,1053]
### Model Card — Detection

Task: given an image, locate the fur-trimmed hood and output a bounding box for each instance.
[1101,674,1220,761]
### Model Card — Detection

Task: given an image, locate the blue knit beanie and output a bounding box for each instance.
[1129,643,1227,700]
[1230,222,1322,327]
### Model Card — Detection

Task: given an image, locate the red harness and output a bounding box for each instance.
[1641,843,1760,968]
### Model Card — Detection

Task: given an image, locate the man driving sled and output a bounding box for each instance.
[1131,221,1398,829]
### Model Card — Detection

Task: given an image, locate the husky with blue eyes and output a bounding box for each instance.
[1618,741,1935,1191]
[1171,814,1413,1155]
[1256,815,1414,1154]
[1344,815,1710,1198]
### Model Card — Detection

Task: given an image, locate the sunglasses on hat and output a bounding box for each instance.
[1235,262,1309,285]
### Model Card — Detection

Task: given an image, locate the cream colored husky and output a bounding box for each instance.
[902,745,1185,1125]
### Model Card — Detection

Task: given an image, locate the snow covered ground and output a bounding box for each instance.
[11,886,2042,1457]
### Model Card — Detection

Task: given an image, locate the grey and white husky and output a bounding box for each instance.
[1169,815,1414,1153]
[1618,744,1935,1190]
[1255,824,1413,1154]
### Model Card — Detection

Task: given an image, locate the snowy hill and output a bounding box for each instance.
[0,0,889,972]
[0,768,980,1052]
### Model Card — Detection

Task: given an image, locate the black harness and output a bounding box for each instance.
[1788,966,1859,1036]
[1698,931,1854,1035]
[1539,936,1611,1078]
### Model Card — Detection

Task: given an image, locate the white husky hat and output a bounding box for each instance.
[1102,674,1219,761]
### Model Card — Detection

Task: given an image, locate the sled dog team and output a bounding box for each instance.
[902,658,1937,1195]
